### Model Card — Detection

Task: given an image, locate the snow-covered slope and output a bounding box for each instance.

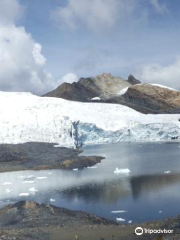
[0,91,180,147]
[151,84,178,92]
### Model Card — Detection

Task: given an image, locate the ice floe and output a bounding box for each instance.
[6,189,14,193]
[23,181,35,184]
[50,198,56,202]
[2,182,12,185]
[29,187,38,192]
[114,168,131,174]
[36,177,48,180]
[19,193,29,196]
[116,218,125,222]
[111,210,127,213]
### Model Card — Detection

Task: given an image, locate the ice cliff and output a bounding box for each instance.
[0,91,180,147]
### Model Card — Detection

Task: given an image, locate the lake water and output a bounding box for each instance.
[0,142,180,224]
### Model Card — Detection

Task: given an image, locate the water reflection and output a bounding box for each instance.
[130,173,180,199]
[1,142,180,223]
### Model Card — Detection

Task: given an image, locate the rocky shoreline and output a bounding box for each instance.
[0,201,179,240]
[0,142,104,173]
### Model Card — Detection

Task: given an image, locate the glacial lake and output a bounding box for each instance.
[0,142,180,224]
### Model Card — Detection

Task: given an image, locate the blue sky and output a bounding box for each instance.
[0,0,180,94]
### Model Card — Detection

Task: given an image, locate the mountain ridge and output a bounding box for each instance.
[43,73,180,114]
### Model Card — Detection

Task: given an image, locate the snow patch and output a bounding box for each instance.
[91,97,101,101]
[151,84,178,92]
[117,87,128,95]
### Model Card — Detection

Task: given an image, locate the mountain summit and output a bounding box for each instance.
[43,73,136,102]
[43,73,180,114]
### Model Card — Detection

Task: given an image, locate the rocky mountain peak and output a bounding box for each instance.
[100,72,113,78]
[127,74,141,85]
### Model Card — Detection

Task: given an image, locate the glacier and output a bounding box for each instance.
[0,91,180,147]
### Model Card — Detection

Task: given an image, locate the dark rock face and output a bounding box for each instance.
[43,73,131,102]
[127,74,141,85]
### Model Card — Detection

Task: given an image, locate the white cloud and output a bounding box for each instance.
[52,0,128,32]
[150,0,168,14]
[0,0,57,95]
[59,73,78,84]
[0,0,23,25]
[52,0,168,32]
[136,58,180,90]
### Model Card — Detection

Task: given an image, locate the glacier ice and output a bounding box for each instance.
[0,91,180,147]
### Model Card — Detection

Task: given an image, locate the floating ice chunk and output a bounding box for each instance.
[36,177,48,180]
[111,210,127,213]
[23,181,35,184]
[73,168,78,171]
[2,182,12,185]
[19,193,29,196]
[87,166,98,169]
[114,168,131,174]
[164,171,171,174]
[25,175,35,179]
[116,218,125,222]
[159,211,162,213]
[50,198,56,202]
[128,220,132,224]
[18,176,26,179]
[29,187,38,192]
[6,189,14,193]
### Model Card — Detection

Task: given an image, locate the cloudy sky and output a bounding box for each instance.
[0,0,180,94]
